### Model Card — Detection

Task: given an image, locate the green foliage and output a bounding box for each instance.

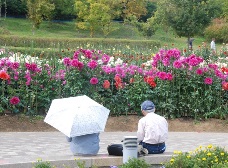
[163,145,228,168]
[75,0,117,37]
[0,35,161,57]
[213,0,228,21]
[140,1,157,22]
[122,0,147,21]
[160,0,215,39]
[50,0,75,20]
[204,19,228,43]
[119,158,150,168]
[1,46,227,118]
[6,0,27,16]
[33,159,53,168]
[25,0,55,29]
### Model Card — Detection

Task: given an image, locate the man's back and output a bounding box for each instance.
[138,113,168,144]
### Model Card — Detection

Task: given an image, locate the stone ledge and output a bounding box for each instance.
[0,153,173,168]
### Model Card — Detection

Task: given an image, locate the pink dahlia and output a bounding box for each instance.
[90,77,99,85]
[204,77,213,85]
[87,60,98,69]
[10,96,20,105]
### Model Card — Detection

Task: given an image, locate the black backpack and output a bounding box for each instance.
[107,144,123,156]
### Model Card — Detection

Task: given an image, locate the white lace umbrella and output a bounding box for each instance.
[44,95,110,137]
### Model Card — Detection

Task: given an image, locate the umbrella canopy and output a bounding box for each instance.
[44,95,110,137]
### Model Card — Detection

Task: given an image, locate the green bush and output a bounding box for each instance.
[0,35,161,54]
[33,160,53,168]
[0,47,227,118]
[119,158,150,168]
[163,145,228,168]
[204,19,228,43]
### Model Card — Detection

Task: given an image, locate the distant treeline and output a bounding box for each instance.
[0,0,156,21]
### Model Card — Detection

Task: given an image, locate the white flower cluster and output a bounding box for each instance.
[107,57,124,66]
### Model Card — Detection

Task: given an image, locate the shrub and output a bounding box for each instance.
[119,158,150,168]
[33,159,53,168]
[163,145,228,168]
[0,47,227,119]
[204,19,228,43]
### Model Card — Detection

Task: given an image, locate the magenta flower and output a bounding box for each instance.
[62,80,67,85]
[14,70,19,81]
[9,96,20,105]
[166,72,173,81]
[55,69,66,80]
[73,51,80,59]
[101,54,110,64]
[87,60,98,69]
[208,64,218,70]
[77,61,84,70]
[157,71,167,80]
[83,49,93,59]
[71,59,79,67]
[102,66,113,74]
[162,59,170,66]
[90,77,99,85]
[25,63,38,72]
[11,62,20,69]
[5,60,12,67]
[25,71,31,86]
[173,60,182,69]
[196,68,204,75]
[63,57,71,66]
[204,77,213,85]
[188,57,200,66]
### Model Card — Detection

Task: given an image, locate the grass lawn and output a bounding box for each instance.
[0,17,224,51]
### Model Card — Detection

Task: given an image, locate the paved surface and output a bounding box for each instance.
[0,132,227,166]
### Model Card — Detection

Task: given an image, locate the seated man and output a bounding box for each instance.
[137,100,168,154]
[66,133,100,156]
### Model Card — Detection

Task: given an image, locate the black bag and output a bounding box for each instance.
[107,144,123,156]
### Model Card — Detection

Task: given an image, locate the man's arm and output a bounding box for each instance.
[137,120,145,142]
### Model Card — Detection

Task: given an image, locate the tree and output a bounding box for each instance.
[24,0,55,30]
[151,0,171,34]
[139,0,157,22]
[157,0,216,49]
[121,0,147,21]
[0,0,7,19]
[213,0,228,21]
[5,0,27,17]
[75,0,118,37]
[50,0,75,20]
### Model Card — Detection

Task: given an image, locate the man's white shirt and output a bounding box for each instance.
[137,112,168,144]
[211,41,216,50]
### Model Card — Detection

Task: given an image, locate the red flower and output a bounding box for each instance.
[144,76,156,88]
[115,82,123,89]
[0,70,10,80]
[9,96,20,105]
[103,80,110,89]
[114,75,122,83]
[144,76,154,83]
[221,67,228,74]
[222,82,228,91]
[149,81,156,88]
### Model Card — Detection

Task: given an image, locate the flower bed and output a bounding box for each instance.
[0,48,227,119]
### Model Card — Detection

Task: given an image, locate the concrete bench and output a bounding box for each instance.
[0,153,173,168]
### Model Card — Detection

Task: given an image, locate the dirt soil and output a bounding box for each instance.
[0,115,228,132]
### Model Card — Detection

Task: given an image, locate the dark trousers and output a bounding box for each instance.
[139,141,166,154]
